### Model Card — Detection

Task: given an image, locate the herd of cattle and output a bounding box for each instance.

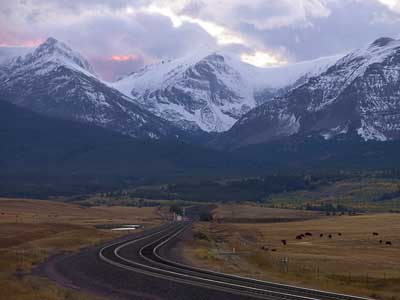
[261,231,393,252]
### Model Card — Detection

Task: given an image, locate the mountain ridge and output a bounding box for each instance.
[0,37,188,140]
[111,51,338,133]
[2,36,400,148]
[214,37,400,149]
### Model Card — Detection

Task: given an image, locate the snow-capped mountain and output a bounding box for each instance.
[0,37,185,140]
[215,37,400,149]
[111,51,338,133]
[4,36,399,148]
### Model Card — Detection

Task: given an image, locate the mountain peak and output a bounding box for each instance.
[32,37,95,75]
[111,49,338,133]
[42,37,59,46]
[203,52,225,62]
[215,37,400,148]
[36,37,71,55]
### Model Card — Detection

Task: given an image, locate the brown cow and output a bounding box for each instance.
[281,240,287,246]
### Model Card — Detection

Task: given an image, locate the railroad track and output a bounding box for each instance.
[99,222,371,300]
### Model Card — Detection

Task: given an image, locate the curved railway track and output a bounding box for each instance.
[98,222,371,300]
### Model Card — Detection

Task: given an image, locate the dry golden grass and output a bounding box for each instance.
[0,198,163,300]
[183,209,400,300]
[213,204,322,221]
[0,198,162,226]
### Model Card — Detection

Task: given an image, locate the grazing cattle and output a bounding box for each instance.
[373,232,379,236]
[271,249,277,252]
[379,240,383,244]
[305,232,312,237]
[296,235,303,240]
[320,233,324,237]
[328,234,332,239]
[338,233,342,236]
[281,240,287,246]
[386,241,392,246]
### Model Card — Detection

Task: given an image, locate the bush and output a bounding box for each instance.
[170,204,183,215]
[193,231,210,241]
[199,211,213,222]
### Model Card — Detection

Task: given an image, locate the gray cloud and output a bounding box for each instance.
[180,0,206,17]
[1,0,400,79]
[0,2,216,80]
[235,0,400,61]
[60,13,216,80]
[91,56,145,81]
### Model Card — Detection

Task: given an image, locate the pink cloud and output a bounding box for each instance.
[0,38,44,47]
[110,54,139,61]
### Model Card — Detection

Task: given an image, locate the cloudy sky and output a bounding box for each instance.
[1,0,399,80]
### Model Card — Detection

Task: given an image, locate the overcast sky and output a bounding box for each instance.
[1,0,399,80]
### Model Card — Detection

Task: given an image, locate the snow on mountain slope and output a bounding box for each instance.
[215,37,400,149]
[0,38,186,140]
[0,38,96,81]
[0,46,33,65]
[111,51,338,133]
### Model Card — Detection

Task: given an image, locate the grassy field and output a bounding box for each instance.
[213,204,322,222]
[0,198,164,300]
[182,205,400,300]
[266,178,400,212]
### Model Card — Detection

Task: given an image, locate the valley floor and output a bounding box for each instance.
[2,197,399,300]
[180,205,400,300]
[0,198,164,300]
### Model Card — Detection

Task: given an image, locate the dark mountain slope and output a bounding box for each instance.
[2,98,400,198]
[231,136,400,171]
[0,100,247,197]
